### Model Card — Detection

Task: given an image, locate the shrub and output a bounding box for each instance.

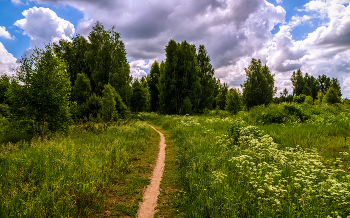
[293,94,307,104]
[304,96,313,105]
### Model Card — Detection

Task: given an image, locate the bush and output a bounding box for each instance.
[293,94,307,104]
[304,96,313,105]
[181,97,193,115]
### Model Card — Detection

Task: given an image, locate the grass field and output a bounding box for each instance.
[0,121,159,217]
[140,103,350,217]
[1,102,350,217]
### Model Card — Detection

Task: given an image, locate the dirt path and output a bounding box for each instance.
[137,125,166,218]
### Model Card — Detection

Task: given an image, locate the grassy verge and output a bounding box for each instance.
[0,121,159,217]
[139,111,350,217]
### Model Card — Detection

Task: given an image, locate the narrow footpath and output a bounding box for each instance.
[137,125,166,218]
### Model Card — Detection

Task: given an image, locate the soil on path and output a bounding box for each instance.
[137,125,166,218]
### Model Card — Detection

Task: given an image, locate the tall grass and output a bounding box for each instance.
[140,108,350,217]
[0,121,156,217]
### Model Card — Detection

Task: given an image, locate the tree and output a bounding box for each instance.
[280,88,289,103]
[293,94,307,104]
[304,96,313,105]
[101,84,116,121]
[0,74,10,104]
[158,40,201,114]
[302,84,312,96]
[291,69,305,96]
[215,83,228,110]
[147,61,160,112]
[86,22,132,104]
[304,73,320,99]
[87,93,102,118]
[196,45,216,111]
[130,79,147,113]
[225,88,241,115]
[330,77,342,98]
[7,45,71,137]
[53,35,91,87]
[72,73,91,105]
[318,74,331,93]
[323,87,341,104]
[241,58,276,110]
[314,92,324,105]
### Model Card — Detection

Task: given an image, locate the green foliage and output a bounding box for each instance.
[72,73,91,105]
[242,58,276,110]
[315,91,324,105]
[215,83,228,110]
[246,103,313,125]
[303,73,319,99]
[101,84,116,121]
[196,45,216,111]
[87,93,102,118]
[86,22,132,104]
[225,88,241,115]
[293,94,306,104]
[147,61,160,112]
[291,69,305,96]
[318,74,330,93]
[158,40,201,114]
[140,112,350,217]
[323,86,341,104]
[330,77,342,97]
[0,121,158,217]
[304,95,313,105]
[0,103,9,117]
[181,96,193,115]
[53,35,90,87]
[111,88,130,119]
[140,76,150,112]
[7,45,71,137]
[0,74,10,104]
[130,79,147,113]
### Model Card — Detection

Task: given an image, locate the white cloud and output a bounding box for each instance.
[11,0,22,4]
[130,68,147,79]
[0,26,14,40]
[22,0,350,97]
[220,0,350,97]
[14,7,75,48]
[0,42,17,75]
[129,59,156,79]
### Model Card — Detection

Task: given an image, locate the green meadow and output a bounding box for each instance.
[0,121,159,217]
[141,103,350,217]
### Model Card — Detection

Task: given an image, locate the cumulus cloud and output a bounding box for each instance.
[27,0,284,66]
[14,7,75,48]
[20,0,350,96]
[0,26,15,40]
[220,0,350,96]
[129,59,156,79]
[0,42,17,75]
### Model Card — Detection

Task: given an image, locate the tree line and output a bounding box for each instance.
[0,22,347,138]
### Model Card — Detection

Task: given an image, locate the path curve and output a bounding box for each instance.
[137,125,166,218]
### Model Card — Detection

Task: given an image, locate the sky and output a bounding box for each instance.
[0,0,350,97]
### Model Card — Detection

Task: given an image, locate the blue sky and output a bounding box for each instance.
[1,0,350,97]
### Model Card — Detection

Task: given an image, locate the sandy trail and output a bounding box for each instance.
[137,125,166,218]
